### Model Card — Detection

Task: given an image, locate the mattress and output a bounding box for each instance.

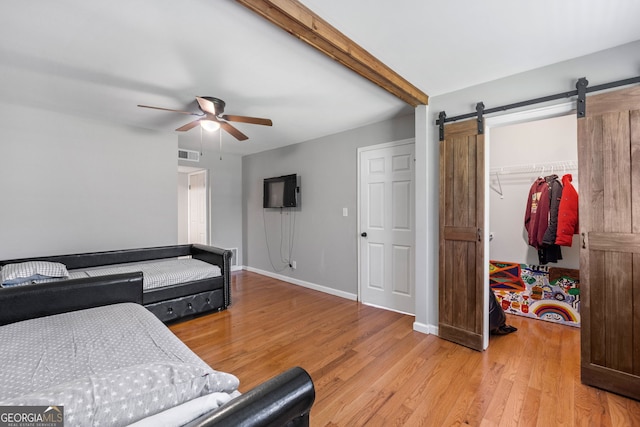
[71,258,221,291]
[0,303,238,426]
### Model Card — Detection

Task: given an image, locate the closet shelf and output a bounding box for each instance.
[489,160,578,197]
[490,160,578,176]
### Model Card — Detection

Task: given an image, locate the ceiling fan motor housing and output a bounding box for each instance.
[200,96,225,115]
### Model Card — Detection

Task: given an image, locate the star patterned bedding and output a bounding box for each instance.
[1,259,221,291]
[74,258,221,291]
[0,303,239,426]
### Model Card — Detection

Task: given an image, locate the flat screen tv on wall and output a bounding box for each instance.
[263,174,298,208]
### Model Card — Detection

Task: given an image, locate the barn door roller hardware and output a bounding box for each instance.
[438,102,484,141]
[435,75,640,137]
[438,111,446,141]
[476,102,485,135]
[576,77,588,118]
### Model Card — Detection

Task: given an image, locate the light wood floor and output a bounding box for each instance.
[170,271,640,426]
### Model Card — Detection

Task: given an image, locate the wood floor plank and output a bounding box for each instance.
[574,384,612,427]
[460,360,507,424]
[339,336,437,425]
[169,271,640,426]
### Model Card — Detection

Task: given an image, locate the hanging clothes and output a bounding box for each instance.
[538,243,563,264]
[542,175,563,245]
[524,174,563,264]
[524,177,550,249]
[555,174,579,246]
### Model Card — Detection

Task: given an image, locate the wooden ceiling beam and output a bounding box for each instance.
[235,0,429,107]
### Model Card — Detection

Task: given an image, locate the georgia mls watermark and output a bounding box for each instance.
[0,406,63,427]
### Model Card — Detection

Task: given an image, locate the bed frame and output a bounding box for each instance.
[0,274,315,426]
[0,244,231,323]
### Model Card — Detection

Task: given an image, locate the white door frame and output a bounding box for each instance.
[357,138,416,313]
[187,169,209,245]
[483,101,574,349]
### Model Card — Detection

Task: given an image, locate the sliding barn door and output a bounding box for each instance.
[439,119,485,351]
[578,85,640,400]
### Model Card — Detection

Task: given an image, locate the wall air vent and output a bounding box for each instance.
[230,248,239,266]
[178,149,200,162]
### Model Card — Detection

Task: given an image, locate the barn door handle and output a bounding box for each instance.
[582,232,586,249]
[477,228,482,242]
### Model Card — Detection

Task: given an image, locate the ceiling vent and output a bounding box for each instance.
[178,149,200,162]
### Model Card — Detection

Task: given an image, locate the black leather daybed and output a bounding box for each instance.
[0,274,315,426]
[0,244,232,323]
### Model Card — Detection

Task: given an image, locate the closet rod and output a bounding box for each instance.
[435,75,640,125]
[489,160,578,175]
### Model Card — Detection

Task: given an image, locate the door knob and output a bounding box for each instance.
[361,232,367,237]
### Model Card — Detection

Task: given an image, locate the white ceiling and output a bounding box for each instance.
[1,1,639,156]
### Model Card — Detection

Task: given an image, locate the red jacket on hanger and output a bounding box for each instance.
[555,174,579,246]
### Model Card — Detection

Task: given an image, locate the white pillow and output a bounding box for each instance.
[1,261,69,286]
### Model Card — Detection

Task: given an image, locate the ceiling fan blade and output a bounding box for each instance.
[176,119,201,132]
[196,96,216,115]
[220,121,249,141]
[137,104,200,115]
[220,114,273,126]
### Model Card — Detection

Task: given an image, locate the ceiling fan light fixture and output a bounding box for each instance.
[200,120,220,132]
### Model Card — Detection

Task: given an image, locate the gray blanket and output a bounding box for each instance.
[0,303,238,426]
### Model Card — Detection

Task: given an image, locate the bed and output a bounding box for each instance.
[0,275,315,426]
[0,244,232,323]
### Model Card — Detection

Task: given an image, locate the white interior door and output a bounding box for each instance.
[188,170,207,245]
[359,140,415,314]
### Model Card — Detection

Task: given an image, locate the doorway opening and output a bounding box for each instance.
[178,166,209,245]
[485,102,579,347]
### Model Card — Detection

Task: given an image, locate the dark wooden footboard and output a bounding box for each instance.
[185,366,315,427]
[0,272,143,326]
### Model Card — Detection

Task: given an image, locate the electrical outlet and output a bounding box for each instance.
[291,260,297,269]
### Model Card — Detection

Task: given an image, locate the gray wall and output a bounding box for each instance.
[243,114,415,295]
[0,102,177,259]
[178,133,243,264]
[419,40,640,328]
[209,153,243,261]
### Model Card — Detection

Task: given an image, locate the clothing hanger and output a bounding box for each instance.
[490,172,504,198]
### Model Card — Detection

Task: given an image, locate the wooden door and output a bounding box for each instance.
[359,141,415,314]
[439,119,485,351]
[578,85,640,400]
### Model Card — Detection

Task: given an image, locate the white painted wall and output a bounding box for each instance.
[177,172,189,244]
[489,114,579,269]
[0,102,177,259]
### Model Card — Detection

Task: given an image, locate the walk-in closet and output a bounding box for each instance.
[488,114,581,331]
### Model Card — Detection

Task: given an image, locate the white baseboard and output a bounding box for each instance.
[242,266,358,301]
[413,321,438,336]
[230,265,243,272]
[362,301,414,316]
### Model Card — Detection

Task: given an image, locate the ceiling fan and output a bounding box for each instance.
[137,96,272,141]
